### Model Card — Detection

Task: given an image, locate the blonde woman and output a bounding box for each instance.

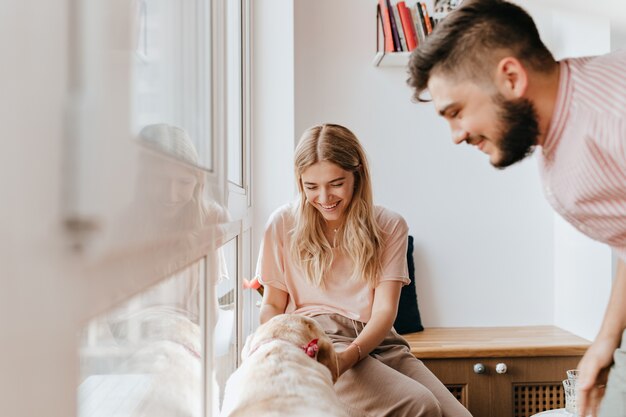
[256,124,472,417]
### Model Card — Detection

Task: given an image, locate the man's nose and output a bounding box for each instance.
[452,127,469,145]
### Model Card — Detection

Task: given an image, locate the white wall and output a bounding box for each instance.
[553,216,613,341]
[251,0,297,329]
[252,0,296,254]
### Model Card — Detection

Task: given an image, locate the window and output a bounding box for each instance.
[132,0,212,171]
[78,260,206,417]
[226,0,244,186]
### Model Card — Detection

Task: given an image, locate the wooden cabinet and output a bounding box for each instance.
[404,326,590,417]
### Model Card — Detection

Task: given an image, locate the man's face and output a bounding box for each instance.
[428,73,539,169]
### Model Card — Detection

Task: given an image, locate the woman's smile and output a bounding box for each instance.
[318,201,340,211]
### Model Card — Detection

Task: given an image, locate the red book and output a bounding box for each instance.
[378,0,395,52]
[397,2,417,51]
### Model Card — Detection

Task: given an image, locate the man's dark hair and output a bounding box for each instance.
[407,0,555,102]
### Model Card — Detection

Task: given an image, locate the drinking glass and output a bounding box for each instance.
[566,369,580,384]
[563,379,577,414]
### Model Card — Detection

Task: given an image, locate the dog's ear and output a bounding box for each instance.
[316,337,339,383]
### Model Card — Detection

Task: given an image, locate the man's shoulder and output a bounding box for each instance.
[568,51,626,82]
[566,52,626,119]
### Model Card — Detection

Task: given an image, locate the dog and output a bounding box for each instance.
[220,314,350,417]
[113,306,204,417]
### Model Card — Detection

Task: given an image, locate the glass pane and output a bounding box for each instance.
[242,228,258,339]
[213,237,238,409]
[78,260,205,417]
[132,0,212,170]
[227,0,243,186]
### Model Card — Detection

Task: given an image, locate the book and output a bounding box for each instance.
[411,3,427,46]
[416,2,428,40]
[421,2,433,35]
[397,1,417,51]
[392,4,407,51]
[377,0,395,52]
[386,0,401,51]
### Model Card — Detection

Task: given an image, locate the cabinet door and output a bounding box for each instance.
[490,356,581,417]
[422,358,491,417]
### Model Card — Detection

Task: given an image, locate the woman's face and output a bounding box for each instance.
[143,160,198,218]
[300,160,355,228]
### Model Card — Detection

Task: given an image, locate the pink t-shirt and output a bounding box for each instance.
[538,52,626,261]
[256,204,410,322]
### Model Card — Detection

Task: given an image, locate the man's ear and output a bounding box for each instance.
[495,57,528,99]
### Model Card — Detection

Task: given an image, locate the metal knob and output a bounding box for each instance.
[496,363,508,374]
[473,363,486,374]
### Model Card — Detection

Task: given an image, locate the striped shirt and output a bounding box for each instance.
[538,51,626,261]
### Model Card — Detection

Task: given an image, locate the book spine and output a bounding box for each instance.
[420,2,433,35]
[397,1,417,51]
[416,2,428,40]
[411,4,426,46]
[377,0,395,52]
[392,4,407,51]
[386,0,401,52]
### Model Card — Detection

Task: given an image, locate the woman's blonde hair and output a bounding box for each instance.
[138,123,209,230]
[290,124,382,288]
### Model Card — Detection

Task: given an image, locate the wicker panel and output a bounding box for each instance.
[446,384,467,406]
[513,382,564,417]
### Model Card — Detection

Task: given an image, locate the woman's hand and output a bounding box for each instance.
[576,338,615,417]
[334,281,404,378]
[336,344,361,377]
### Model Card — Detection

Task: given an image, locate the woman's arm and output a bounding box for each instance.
[337,280,403,375]
[260,284,289,324]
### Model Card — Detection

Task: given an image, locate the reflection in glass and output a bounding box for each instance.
[78,260,205,417]
[226,0,243,186]
[114,122,227,254]
[131,0,211,170]
[213,237,238,409]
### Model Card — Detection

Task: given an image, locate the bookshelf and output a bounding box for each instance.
[372,51,411,67]
[373,1,448,68]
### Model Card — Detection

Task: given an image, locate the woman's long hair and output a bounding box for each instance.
[290,124,382,288]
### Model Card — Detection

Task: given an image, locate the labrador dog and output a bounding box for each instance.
[220,314,350,417]
[114,306,204,417]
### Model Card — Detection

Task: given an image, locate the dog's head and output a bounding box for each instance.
[242,314,339,382]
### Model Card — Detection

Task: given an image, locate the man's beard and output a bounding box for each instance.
[491,94,540,169]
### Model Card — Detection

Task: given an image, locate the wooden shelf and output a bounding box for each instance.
[404,325,591,359]
[372,51,411,67]
[403,325,591,416]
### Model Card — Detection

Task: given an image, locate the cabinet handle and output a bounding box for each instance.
[496,363,508,374]
[473,363,486,374]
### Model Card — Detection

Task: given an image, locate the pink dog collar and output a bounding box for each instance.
[301,339,319,358]
[248,338,320,360]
